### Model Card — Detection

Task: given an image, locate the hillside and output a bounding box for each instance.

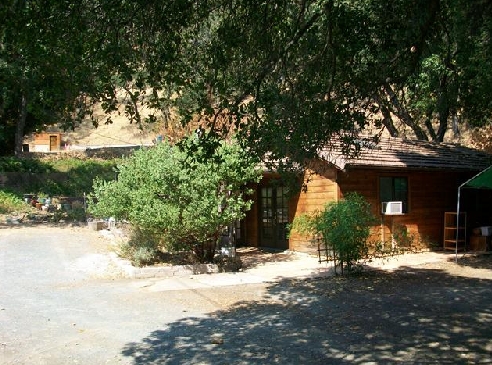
[26,102,491,154]
[25,103,157,149]
[64,115,155,148]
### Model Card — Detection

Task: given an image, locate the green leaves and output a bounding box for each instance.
[2,0,491,155]
[1,0,108,153]
[88,137,261,260]
[293,193,376,275]
[163,0,492,153]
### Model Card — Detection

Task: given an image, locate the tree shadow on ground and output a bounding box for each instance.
[121,261,492,364]
[455,252,492,270]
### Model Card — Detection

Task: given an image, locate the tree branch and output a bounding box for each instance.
[380,104,399,137]
[383,83,428,140]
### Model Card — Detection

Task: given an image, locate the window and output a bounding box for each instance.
[379,176,408,213]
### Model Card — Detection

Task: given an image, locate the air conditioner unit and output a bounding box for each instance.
[382,201,403,215]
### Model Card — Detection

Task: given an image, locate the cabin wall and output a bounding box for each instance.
[242,184,259,247]
[33,133,62,152]
[243,165,478,253]
[289,167,339,253]
[243,168,339,252]
[242,167,339,253]
[242,173,283,248]
[337,168,474,250]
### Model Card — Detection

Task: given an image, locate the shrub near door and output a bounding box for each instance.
[293,193,376,275]
[88,135,261,264]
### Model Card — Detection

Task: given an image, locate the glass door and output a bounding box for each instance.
[260,186,289,249]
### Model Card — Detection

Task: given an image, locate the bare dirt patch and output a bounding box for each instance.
[237,247,303,268]
[3,224,490,364]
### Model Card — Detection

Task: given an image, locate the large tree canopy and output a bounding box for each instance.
[97,0,492,163]
[1,0,491,160]
[0,1,99,154]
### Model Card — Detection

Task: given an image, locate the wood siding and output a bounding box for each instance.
[33,133,62,152]
[242,163,483,253]
[289,168,339,252]
[337,168,475,249]
[242,184,259,247]
[242,168,339,253]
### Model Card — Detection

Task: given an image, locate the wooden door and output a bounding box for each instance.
[259,186,289,249]
[49,135,57,151]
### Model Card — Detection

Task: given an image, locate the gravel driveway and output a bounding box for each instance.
[1,225,491,364]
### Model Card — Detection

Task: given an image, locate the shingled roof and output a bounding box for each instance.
[319,137,492,171]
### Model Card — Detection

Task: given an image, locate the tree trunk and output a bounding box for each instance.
[436,77,450,142]
[436,104,449,142]
[424,118,438,141]
[15,93,27,155]
[383,83,428,140]
[204,233,219,263]
[380,105,399,137]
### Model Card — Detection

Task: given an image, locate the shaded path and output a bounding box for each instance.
[1,227,491,364]
[0,227,268,364]
[122,262,492,364]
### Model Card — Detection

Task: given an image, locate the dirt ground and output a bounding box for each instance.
[2,218,491,299]
[2,218,491,278]
[2,223,492,364]
[237,244,492,279]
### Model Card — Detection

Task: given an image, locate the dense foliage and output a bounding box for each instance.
[2,1,491,160]
[0,190,26,214]
[0,1,107,155]
[0,156,118,197]
[0,157,54,173]
[89,136,261,263]
[164,0,492,162]
[293,193,376,274]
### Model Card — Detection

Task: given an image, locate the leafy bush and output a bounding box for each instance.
[0,190,28,214]
[0,156,119,199]
[66,207,87,222]
[61,160,118,196]
[118,227,162,267]
[89,135,261,263]
[0,157,54,173]
[293,193,376,275]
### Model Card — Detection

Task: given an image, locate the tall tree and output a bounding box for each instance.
[0,0,125,155]
[111,0,489,164]
[1,1,491,158]
[380,0,492,141]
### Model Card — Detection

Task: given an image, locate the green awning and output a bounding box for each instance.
[455,165,492,260]
[462,165,492,189]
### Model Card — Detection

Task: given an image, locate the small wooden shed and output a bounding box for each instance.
[32,133,62,152]
[241,137,492,253]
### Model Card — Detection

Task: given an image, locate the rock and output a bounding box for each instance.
[211,336,224,345]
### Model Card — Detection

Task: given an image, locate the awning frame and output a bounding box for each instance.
[455,165,492,261]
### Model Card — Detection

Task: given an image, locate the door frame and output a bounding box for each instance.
[258,185,290,250]
[49,135,58,151]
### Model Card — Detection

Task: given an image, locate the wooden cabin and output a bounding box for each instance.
[32,133,62,152]
[241,137,492,253]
